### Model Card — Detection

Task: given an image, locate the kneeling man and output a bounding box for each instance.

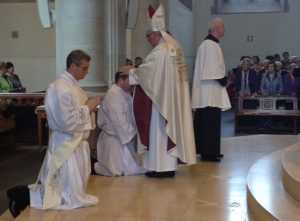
[94,66,144,176]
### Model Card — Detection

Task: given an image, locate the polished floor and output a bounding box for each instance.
[14,134,299,221]
[1,110,298,220]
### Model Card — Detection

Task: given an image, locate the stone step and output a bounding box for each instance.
[282,142,300,203]
[247,148,300,221]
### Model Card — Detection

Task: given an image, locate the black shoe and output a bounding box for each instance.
[145,171,175,178]
[201,155,221,162]
[145,171,156,177]
[216,154,224,158]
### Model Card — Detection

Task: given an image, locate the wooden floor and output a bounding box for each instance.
[13,134,298,221]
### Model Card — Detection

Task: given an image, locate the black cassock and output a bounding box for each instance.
[193,107,221,156]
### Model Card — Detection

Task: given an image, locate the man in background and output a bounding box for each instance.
[192,18,231,162]
[134,57,143,68]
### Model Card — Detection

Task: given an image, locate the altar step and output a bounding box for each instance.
[0,210,14,221]
[282,142,300,204]
[247,142,300,220]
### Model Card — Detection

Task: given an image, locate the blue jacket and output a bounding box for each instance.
[260,72,283,96]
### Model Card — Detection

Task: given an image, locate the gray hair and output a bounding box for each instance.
[208,17,224,32]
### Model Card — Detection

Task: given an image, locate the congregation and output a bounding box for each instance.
[227,52,300,104]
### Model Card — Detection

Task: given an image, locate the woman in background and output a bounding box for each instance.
[0,62,13,93]
[260,61,283,96]
[5,62,25,92]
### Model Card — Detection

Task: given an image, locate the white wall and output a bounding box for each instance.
[194,0,300,72]
[0,3,55,92]
[166,0,195,83]
[2,0,300,92]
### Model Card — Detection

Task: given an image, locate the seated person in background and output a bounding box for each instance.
[275,60,289,84]
[251,55,260,72]
[0,62,13,93]
[126,58,133,66]
[134,56,143,68]
[256,59,270,94]
[283,64,298,95]
[260,61,283,96]
[283,64,296,96]
[5,62,25,92]
[281,51,290,63]
[226,69,236,105]
[234,58,258,97]
[94,66,145,176]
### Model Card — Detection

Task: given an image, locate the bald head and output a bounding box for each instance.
[208,17,225,39]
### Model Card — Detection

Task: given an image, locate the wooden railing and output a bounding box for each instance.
[0,93,45,147]
[0,93,45,107]
[235,96,300,134]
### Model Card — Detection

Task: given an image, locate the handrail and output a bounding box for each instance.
[0,93,45,107]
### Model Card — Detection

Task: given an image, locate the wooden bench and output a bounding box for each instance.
[0,93,45,107]
[0,93,45,146]
[235,96,300,134]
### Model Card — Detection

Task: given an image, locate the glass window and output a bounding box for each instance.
[211,0,289,14]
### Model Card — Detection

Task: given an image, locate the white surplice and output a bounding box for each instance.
[129,32,197,172]
[94,84,144,176]
[191,39,231,110]
[29,71,98,210]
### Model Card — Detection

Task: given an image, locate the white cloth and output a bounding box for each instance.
[29,71,98,210]
[191,39,231,110]
[94,84,144,176]
[129,32,197,171]
[142,104,178,171]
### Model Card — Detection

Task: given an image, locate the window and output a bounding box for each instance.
[211,0,289,14]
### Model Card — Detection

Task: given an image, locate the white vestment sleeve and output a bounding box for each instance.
[45,82,92,134]
[47,85,92,133]
[129,70,139,85]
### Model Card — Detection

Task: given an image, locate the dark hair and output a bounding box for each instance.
[265,55,275,61]
[126,58,133,66]
[135,57,142,61]
[66,50,91,69]
[267,61,277,73]
[240,56,251,62]
[282,51,289,56]
[252,55,260,64]
[0,62,6,69]
[6,62,14,69]
[115,71,129,83]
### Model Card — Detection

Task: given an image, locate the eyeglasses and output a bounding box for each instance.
[146,33,153,38]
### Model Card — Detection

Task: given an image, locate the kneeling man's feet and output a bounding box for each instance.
[145,171,175,178]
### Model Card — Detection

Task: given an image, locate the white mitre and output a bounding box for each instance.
[147,4,166,32]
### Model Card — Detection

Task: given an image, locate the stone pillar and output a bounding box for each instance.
[55,0,126,92]
[104,0,127,86]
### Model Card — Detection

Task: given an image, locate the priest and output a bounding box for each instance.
[129,4,196,178]
[191,18,231,162]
